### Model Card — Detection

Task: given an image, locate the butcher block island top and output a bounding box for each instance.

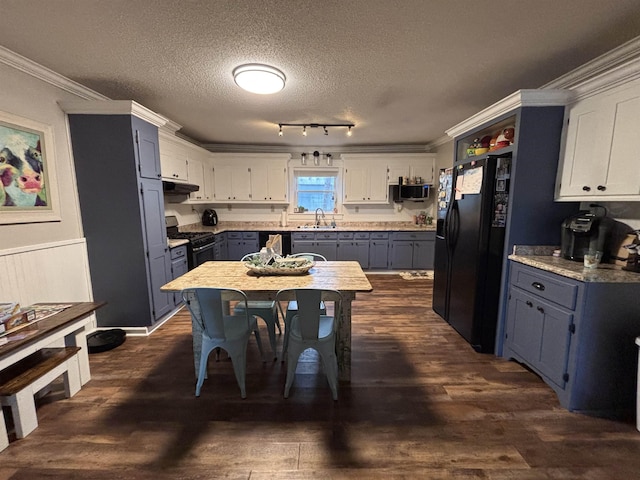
[161,261,373,295]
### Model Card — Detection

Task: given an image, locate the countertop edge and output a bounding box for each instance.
[509,254,640,283]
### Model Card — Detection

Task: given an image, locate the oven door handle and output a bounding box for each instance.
[191,243,215,253]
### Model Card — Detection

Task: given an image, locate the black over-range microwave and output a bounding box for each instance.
[393,184,430,202]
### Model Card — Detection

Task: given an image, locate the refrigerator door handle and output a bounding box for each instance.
[447,200,459,248]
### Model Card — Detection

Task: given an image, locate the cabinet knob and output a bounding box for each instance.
[531,282,545,291]
[597,185,606,191]
[537,306,545,313]
[526,300,533,307]
[582,186,591,191]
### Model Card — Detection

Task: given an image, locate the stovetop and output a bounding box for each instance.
[166,215,215,248]
[167,231,216,247]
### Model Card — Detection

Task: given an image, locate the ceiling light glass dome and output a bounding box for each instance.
[233,64,286,94]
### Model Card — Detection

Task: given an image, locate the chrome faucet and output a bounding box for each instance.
[315,208,325,226]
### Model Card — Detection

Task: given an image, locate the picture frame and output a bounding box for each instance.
[0,110,60,224]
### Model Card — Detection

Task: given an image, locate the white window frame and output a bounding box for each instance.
[290,166,342,217]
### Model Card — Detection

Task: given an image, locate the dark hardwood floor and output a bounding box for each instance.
[1,274,640,479]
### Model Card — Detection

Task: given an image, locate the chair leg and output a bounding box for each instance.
[195,345,214,397]
[252,324,265,362]
[284,344,303,398]
[230,345,248,399]
[319,351,339,401]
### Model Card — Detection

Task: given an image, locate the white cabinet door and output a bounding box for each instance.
[411,155,435,185]
[368,164,389,202]
[202,162,215,201]
[558,80,640,199]
[159,139,188,182]
[343,160,388,204]
[187,157,205,201]
[343,164,369,203]
[213,164,251,201]
[388,162,410,185]
[250,162,287,202]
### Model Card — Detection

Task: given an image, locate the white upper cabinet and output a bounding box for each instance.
[250,157,288,202]
[557,78,640,200]
[159,133,188,182]
[387,153,436,185]
[212,153,288,203]
[342,156,389,204]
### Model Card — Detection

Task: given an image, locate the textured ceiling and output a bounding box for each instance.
[1,0,640,149]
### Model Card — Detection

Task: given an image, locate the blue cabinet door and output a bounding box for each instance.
[134,117,162,180]
[141,177,172,319]
[369,239,389,269]
[390,240,413,269]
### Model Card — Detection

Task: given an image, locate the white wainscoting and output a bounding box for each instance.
[0,239,94,307]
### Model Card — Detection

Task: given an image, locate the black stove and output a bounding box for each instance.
[166,215,216,268]
[167,230,216,248]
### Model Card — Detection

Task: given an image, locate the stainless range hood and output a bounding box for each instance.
[162,181,199,195]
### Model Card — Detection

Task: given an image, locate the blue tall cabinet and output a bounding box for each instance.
[64,102,172,330]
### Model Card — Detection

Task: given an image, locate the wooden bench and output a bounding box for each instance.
[0,347,81,449]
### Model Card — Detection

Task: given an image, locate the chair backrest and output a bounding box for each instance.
[276,288,342,340]
[289,252,327,262]
[182,288,251,339]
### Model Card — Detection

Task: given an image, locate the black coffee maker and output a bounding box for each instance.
[560,207,614,261]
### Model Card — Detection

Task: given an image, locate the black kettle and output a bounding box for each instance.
[202,209,218,226]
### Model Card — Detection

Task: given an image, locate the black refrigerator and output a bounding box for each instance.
[433,155,511,353]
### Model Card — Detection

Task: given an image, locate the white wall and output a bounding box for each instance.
[0,51,96,303]
[0,60,86,249]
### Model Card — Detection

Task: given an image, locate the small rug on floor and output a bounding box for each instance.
[399,270,434,280]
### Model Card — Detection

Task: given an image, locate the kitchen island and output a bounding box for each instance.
[161,261,373,383]
[504,251,640,418]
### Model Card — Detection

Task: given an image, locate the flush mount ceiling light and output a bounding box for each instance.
[278,123,355,137]
[233,64,286,94]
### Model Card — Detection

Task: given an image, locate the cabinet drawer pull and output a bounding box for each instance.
[526,300,533,307]
[531,282,545,291]
[582,185,591,191]
[597,185,606,191]
[537,306,545,313]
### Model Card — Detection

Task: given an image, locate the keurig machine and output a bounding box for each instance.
[560,209,614,261]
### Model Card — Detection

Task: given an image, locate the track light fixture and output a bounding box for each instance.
[301,152,307,165]
[277,123,355,137]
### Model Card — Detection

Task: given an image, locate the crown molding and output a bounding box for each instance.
[445,89,573,139]
[58,100,169,127]
[542,36,640,101]
[0,46,107,100]
[427,135,453,149]
[202,143,429,154]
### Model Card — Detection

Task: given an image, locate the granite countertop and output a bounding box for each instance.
[509,248,640,283]
[181,221,437,234]
[168,239,189,249]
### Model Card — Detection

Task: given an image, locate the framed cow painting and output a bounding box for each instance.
[0,110,60,224]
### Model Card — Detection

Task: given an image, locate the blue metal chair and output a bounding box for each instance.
[276,288,342,400]
[182,288,264,398]
[235,253,282,359]
[282,253,327,359]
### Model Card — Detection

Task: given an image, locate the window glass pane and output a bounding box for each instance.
[295,173,336,211]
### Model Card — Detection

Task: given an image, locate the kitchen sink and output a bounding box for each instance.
[297,225,337,230]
